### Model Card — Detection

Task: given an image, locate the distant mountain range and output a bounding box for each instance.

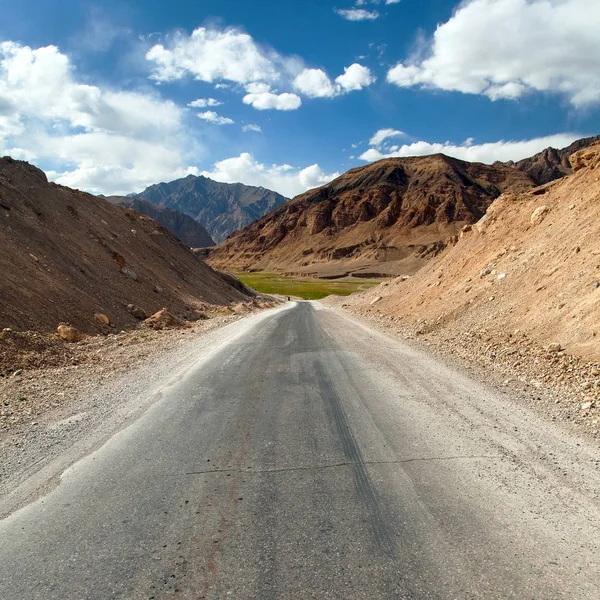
[105,196,215,248]
[208,135,600,278]
[130,175,288,243]
[506,135,600,185]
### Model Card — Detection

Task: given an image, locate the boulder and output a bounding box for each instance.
[231,303,248,314]
[121,266,138,281]
[57,324,83,342]
[530,206,549,226]
[145,309,188,330]
[127,304,148,320]
[94,313,110,326]
[546,342,562,353]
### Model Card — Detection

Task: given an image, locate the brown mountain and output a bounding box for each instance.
[0,157,252,334]
[208,153,535,277]
[133,174,288,243]
[105,196,215,248]
[343,142,600,361]
[506,135,600,185]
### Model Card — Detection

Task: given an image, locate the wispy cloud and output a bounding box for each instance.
[335,8,379,21]
[196,111,234,125]
[242,124,262,133]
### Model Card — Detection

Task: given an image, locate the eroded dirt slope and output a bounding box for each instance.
[0,157,252,335]
[346,143,600,359]
[332,144,600,436]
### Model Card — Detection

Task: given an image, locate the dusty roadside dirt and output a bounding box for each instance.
[0,314,233,435]
[325,296,600,443]
[0,304,283,517]
[323,144,600,443]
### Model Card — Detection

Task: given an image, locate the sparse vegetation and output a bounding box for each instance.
[235,272,382,300]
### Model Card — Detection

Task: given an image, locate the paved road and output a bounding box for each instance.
[1,302,599,599]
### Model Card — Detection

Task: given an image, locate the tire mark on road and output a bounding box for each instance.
[313,359,397,558]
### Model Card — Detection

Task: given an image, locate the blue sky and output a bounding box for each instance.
[0,0,598,197]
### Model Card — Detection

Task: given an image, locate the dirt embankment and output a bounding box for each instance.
[0,157,253,337]
[332,143,600,440]
[0,300,279,437]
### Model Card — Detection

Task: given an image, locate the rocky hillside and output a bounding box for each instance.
[105,196,215,248]
[209,154,535,277]
[0,157,253,335]
[507,134,600,185]
[133,174,288,243]
[344,142,600,362]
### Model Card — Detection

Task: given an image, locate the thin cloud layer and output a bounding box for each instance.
[335,9,380,21]
[188,98,222,108]
[359,133,585,164]
[197,111,234,125]
[242,124,262,133]
[369,128,405,147]
[387,0,600,106]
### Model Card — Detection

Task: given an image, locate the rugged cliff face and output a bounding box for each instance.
[106,196,215,248]
[133,174,288,243]
[506,135,600,185]
[0,157,252,334]
[208,153,535,277]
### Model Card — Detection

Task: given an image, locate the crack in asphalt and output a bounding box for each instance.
[183,454,500,476]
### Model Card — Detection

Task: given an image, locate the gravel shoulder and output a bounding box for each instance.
[0,306,285,518]
[323,295,600,445]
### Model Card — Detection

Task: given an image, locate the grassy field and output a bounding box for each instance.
[235,272,382,300]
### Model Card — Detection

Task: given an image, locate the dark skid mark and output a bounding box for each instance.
[313,359,396,558]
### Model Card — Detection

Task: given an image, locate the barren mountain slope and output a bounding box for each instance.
[344,142,600,361]
[209,154,535,277]
[508,134,600,185]
[0,157,252,334]
[105,196,215,248]
[133,174,288,243]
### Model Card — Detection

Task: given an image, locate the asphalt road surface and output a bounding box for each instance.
[1,302,599,599]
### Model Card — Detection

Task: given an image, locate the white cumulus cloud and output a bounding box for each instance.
[242,83,302,110]
[146,27,284,84]
[359,133,585,164]
[197,111,234,125]
[294,63,374,98]
[293,68,338,98]
[188,97,222,108]
[146,26,374,109]
[386,0,600,106]
[201,152,339,198]
[0,41,199,195]
[335,63,375,91]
